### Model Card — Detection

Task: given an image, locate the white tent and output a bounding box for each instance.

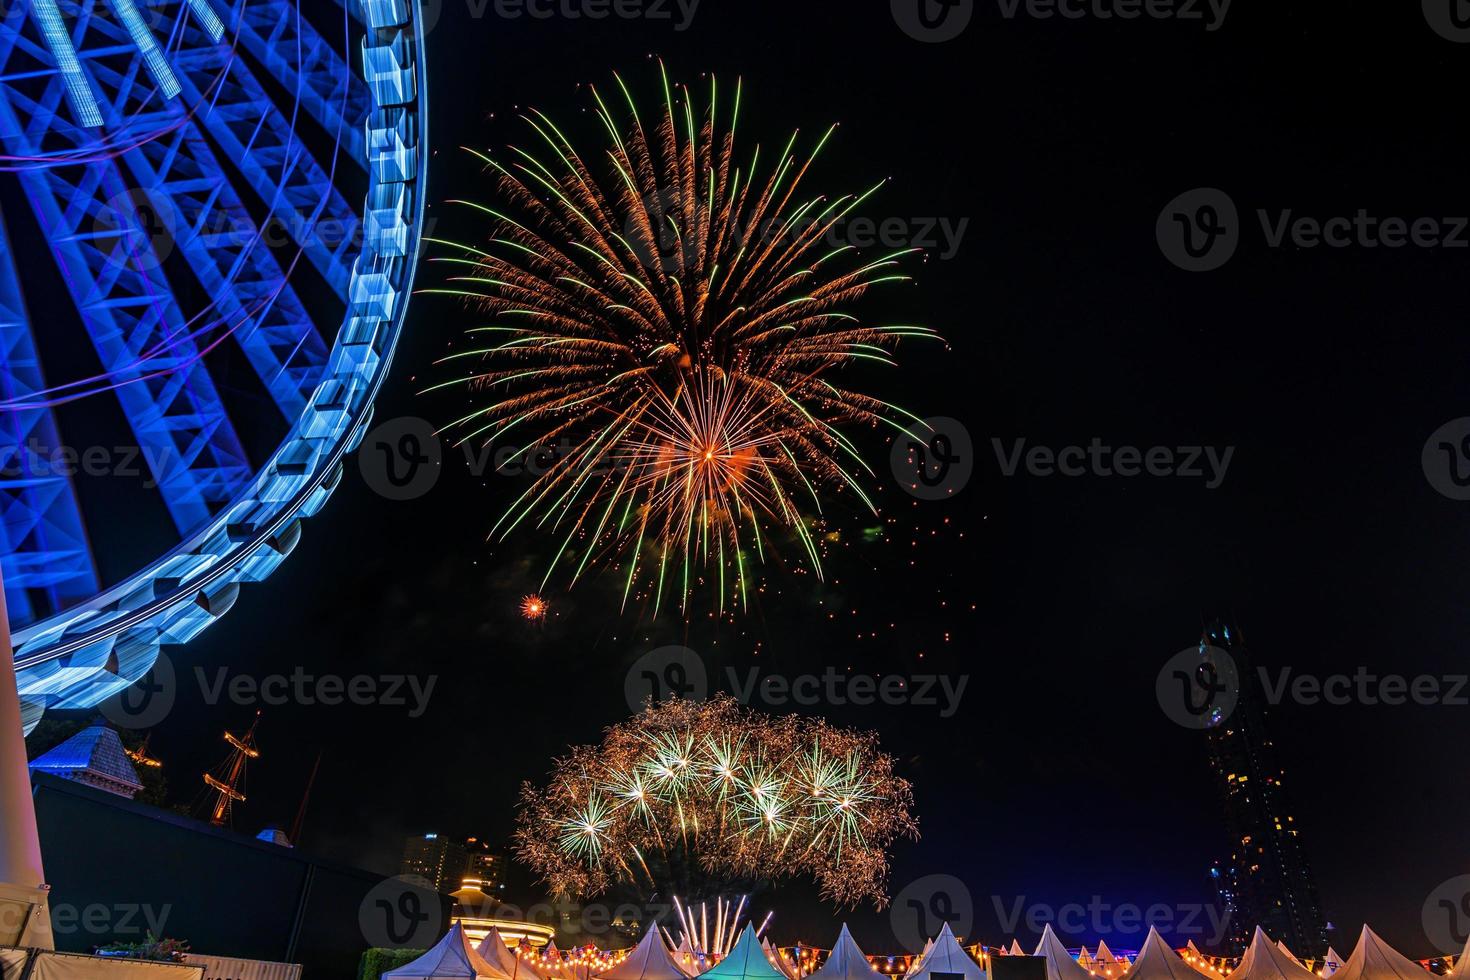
[1009,943,1026,957]
[1127,927,1199,980]
[1322,949,1346,978]
[762,938,797,980]
[905,940,934,978]
[596,925,689,980]
[1449,936,1470,980]
[1276,944,1301,968]
[1093,943,1120,969]
[1079,949,1095,971]
[808,924,887,980]
[697,925,788,980]
[1224,928,1318,980]
[477,927,544,980]
[1330,927,1426,980]
[386,923,506,980]
[905,923,987,980]
[1032,923,1094,980]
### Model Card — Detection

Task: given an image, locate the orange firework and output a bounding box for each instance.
[521,594,548,620]
[427,64,941,614]
[514,696,918,908]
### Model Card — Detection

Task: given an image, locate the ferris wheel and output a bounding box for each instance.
[0,0,428,732]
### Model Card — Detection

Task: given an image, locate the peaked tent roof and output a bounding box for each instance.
[906,923,987,980]
[905,940,934,978]
[1323,950,1347,978]
[763,938,797,980]
[808,925,888,980]
[1128,928,1201,980]
[1276,944,1301,967]
[385,923,504,979]
[478,926,543,980]
[698,925,788,980]
[1032,923,1094,980]
[1009,943,1026,957]
[1225,928,1318,980]
[1093,943,1119,965]
[1331,926,1428,980]
[596,925,689,980]
[1449,937,1470,980]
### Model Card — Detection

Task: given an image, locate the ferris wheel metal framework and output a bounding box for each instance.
[0,0,428,732]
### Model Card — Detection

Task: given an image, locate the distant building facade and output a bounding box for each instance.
[1199,620,1329,960]
[402,834,508,894]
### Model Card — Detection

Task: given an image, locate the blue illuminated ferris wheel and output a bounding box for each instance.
[0,0,428,732]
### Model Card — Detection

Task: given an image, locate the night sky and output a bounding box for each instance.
[30,0,1470,960]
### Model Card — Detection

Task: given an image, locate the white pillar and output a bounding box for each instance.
[0,571,53,949]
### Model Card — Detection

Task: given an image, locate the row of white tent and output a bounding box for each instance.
[383,917,1469,980]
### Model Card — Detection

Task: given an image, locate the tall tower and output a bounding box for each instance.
[202,712,261,827]
[1199,621,1328,959]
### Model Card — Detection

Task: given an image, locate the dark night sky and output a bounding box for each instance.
[29,0,1470,961]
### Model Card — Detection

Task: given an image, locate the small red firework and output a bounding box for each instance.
[521,594,548,621]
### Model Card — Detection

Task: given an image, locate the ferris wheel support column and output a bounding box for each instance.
[0,568,51,949]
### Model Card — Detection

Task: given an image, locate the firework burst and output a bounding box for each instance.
[426,64,942,615]
[514,696,918,908]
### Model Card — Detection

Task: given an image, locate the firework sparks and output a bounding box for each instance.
[514,696,918,908]
[427,64,941,615]
[521,594,549,620]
